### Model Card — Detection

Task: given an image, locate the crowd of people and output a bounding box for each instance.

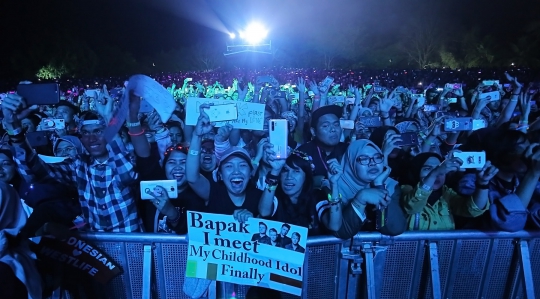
[1,67,540,298]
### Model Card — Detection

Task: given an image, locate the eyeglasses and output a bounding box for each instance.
[356,154,384,165]
[164,144,189,156]
[57,146,75,155]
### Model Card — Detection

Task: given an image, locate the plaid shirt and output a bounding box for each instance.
[14,136,142,232]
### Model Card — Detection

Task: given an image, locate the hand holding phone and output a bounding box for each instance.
[452,152,486,169]
[140,180,178,200]
[269,119,288,159]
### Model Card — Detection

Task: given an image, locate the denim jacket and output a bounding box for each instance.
[457,173,540,232]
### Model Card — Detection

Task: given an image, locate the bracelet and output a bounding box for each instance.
[127,129,145,136]
[167,207,183,223]
[265,175,279,187]
[380,115,390,120]
[444,140,456,146]
[7,127,23,136]
[9,134,25,144]
[520,120,529,124]
[327,193,342,205]
[156,127,166,134]
[189,149,199,156]
[476,182,490,190]
[266,185,277,192]
[126,121,141,128]
[512,93,520,96]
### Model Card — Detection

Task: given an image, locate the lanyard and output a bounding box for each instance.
[316,146,329,173]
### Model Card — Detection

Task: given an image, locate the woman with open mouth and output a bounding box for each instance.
[185,104,281,222]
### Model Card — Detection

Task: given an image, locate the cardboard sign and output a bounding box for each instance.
[127,75,176,122]
[186,212,308,296]
[32,235,123,284]
[185,98,265,131]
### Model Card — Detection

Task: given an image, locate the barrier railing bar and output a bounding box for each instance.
[154,243,167,299]
[301,249,309,299]
[443,239,461,299]
[478,238,497,299]
[361,243,376,299]
[409,240,425,299]
[428,242,442,299]
[336,248,351,299]
[518,240,536,299]
[120,242,134,299]
[80,230,540,244]
[142,245,152,299]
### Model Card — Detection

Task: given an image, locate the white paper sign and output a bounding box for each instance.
[186,212,307,296]
[127,75,176,122]
[185,98,265,130]
[38,154,67,163]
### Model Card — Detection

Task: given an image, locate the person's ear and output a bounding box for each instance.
[310,127,316,138]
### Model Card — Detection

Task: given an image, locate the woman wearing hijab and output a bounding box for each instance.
[0,181,42,298]
[318,140,406,239]
[401,153,496,230]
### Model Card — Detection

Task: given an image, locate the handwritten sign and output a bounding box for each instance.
[185,98,265,131]
[186,212,308,296]
[127,75,176,122]
[32,235,123,284]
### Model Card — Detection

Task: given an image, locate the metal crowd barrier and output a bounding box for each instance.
[73,230,540,299]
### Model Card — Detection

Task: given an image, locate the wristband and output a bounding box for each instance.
[7,127,23,136]
[126,121,141,128]
[380,115,390,120]
[266,185,277,192]
[156,127,166,134]
[127,129,145,136]
[189,149,199,156]
[327,193,342,204]
[476,183,490,190]
[265,175,279,187]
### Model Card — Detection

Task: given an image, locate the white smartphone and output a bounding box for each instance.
[84,89,101,97]
[308,91,315,97]
[478,91,500,102]
[186,78,193,82]
[269,119,289,159]
[140,180,178,200]
[340,119,355,130]
[205,104,238,122]
[452,152,486,169]
[39,118,65,130]
[472,119,487,131]
[482,80,499,86]
[446,98,458,104]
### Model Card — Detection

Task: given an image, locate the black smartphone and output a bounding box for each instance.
[17,83,60,105]
[396,132,419,146]
[26,131,50,147]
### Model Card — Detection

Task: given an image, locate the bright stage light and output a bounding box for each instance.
[240,23,268,44]
[229,33,236,39]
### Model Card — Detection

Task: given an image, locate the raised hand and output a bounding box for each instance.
[327,158,343,185]
[95,84,114,123]
[297,77,306,94]
[194,104,215,136]
[476,161,498,185]
[215,124,233,142]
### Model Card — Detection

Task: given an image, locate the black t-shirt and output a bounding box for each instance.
[206,181,261,216]
[297,140,348,178]
[145,187,207,234]
[272,192,322,236]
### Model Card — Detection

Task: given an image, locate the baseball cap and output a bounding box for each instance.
[217,146,252,170]
[310,105,343,128]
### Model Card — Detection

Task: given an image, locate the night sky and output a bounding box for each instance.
[0,0,538,78]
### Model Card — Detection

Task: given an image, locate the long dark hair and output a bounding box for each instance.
[275,153,314,228]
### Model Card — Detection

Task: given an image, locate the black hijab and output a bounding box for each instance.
[406,152,444,205]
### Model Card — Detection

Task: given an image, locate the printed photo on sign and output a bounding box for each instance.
[185,211,308,296]
[185,98,265,131]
